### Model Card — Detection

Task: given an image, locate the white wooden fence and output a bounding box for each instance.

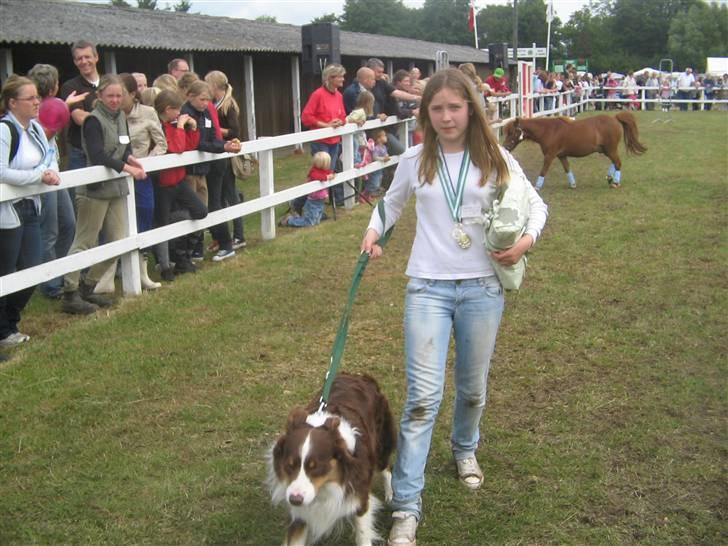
[2,87,723,299]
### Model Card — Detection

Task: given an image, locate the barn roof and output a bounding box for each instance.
[0,0,488,63]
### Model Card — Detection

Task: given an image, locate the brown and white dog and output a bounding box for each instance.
[268,373,396,546]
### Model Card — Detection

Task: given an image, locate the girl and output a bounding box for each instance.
[181,80,240,262]
[153,89,205,277]
[62,74,146,315]
[361,128,389,201]
[360,69,547,546]
[279,151,334,228]
[94,73,167,293]
[0,75,60,347]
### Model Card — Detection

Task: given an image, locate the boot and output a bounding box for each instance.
[140,254,161,290]
[94,262,117,294]
[79,281,114,308]
[62,290,99,315]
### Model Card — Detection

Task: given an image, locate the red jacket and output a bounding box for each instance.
[159,121,200,187]
[301,86,346,145]
[307,166,332,200]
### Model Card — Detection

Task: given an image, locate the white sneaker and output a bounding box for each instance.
[456,456,484,490]
[212,248,236,262]
[388,511,418,546]
[0,332,30,346]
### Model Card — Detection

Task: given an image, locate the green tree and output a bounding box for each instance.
[668,4,728,71]
[255,15,278,23]
[173,0,191,12]
[476,4,513,46]
[339,0,415,38]
[418,0,472,46]
[311,13,340,24]
[110,0,131,6]
[136,0,158,8]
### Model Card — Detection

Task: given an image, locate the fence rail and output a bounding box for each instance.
[2,87,724,299]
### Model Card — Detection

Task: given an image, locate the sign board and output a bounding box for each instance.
[509,47,548,58]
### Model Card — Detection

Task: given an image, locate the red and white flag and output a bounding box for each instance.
[468,3,475,32]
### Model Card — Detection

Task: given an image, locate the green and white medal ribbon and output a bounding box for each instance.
[437,145,472,249]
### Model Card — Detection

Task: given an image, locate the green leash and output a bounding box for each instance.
[317,200,395,412]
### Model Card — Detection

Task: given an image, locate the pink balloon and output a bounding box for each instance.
[38,97,70,133]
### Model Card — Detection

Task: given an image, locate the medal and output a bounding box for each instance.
[452,223,472,249]
[437,145,471,250]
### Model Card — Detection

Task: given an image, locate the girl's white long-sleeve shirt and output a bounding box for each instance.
[367,143,547,280]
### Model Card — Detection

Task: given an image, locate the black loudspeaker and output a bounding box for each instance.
[301,23,341,75]
[488,42,509,69]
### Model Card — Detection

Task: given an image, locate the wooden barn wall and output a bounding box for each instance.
[252,53,293,137]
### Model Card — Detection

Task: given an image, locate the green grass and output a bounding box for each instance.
[1,111,726,545]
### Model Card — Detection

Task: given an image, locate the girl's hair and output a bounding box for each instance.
[152,73,178,93]
[204,70,228,91]
[322,64,345,91]
[27,63,59,98]
[418,69,508,187]
[96,74,124,96]
[178,72,200,96]
[312,151,332,170]
[372,128,386,142]
[354,89,374,115]
[186,80,211,98]
[118,72,139,102]
[458,63,483,87]
[0,75,36,116]
[140,86,160,107]
[154,89,184,115]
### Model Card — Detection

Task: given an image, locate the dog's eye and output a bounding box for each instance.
[306,460,316,472]
[286,458,299,470]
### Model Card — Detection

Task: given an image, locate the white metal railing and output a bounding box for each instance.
[0,116,412,298]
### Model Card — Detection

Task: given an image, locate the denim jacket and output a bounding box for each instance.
[0,112,58,229]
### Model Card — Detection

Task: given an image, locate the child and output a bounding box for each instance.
[279,152,334,228]
[181,81,241,262]
[660,77,672,112]
[154,89,206,277]
[361,128,390,201]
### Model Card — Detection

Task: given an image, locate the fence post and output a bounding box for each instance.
[258,147,276,240]
[341,132,355,209]
[121,175,142,296]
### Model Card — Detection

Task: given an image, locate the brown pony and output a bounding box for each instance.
[502,113,647,189]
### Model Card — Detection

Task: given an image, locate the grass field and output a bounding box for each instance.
[1,111,726,545]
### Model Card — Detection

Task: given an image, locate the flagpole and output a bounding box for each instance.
[473,6,479,49]
[545,0,552,70]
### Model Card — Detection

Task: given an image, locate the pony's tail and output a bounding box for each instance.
[616,112,647,155]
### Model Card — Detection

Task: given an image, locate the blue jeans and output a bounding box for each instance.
[0,200,42,339]
[287,197,325,227]
[39,188,76,296]
[391,276,504,519]
[364,169,383,194]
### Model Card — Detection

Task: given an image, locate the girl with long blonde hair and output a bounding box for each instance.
[360,68,548,546]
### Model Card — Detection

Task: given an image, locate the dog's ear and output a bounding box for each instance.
[272,434,286,460]
[286,407,309,431]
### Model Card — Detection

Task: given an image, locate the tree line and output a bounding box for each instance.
[316,0,728,73]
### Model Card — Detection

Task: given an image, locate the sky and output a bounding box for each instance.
[82,1,590,27]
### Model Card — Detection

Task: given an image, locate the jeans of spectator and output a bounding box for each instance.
[309,141,342,206]
[390,276,504,520]
[63,195,128,292]
[39,188,76,297]
[286,197,325,227]
[544,96,554,111]
[0,200,43,340]
[386,131,406,156]
[677,90,689,111]
[205,159,233,251]
[155,180,208,262]
[364,168,383,194]
[221,160,244,241]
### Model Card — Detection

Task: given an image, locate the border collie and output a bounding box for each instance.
[268,373,396,546]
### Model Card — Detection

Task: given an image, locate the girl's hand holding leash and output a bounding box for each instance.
[360,228,383,259]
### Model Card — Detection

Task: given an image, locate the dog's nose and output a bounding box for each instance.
[288,493,304,506]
